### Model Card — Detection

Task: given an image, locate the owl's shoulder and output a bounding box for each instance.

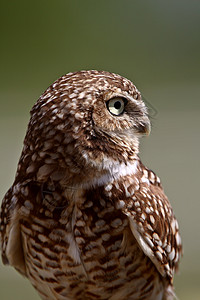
[103,160,163,200]
[102,160,182,278]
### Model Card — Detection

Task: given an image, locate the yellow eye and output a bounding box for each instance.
[107,97,127,116]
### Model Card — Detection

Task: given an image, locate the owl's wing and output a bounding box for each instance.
[0,186,26,275]
[121,169,182,278]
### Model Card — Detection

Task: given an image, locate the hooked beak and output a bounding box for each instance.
[136,118,151,136]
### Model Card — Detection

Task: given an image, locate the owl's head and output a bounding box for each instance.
[18,71,150,187]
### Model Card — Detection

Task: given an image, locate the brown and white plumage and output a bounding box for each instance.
[0,70,182,299]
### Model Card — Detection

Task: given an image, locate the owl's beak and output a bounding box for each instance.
[136,119,151,136]
[144,121,151,135]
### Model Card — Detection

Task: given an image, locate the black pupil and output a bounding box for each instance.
[114,101,122,110]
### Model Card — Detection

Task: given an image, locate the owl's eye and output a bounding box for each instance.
[106,97,127,116]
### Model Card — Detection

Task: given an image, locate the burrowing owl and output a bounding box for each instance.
[0,70,182,300]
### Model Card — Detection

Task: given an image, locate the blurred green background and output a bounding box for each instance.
[0,1,200,299]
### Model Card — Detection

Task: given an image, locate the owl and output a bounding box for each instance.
[0,70,182,300]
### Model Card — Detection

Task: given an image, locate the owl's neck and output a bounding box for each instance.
[81,157,139,189]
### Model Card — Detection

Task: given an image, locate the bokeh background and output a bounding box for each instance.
[0,1,200,299]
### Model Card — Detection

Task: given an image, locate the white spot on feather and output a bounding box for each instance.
[169,248,175,261]
[175,231,181,246]
[156,251,163,261]
[150,215,155,224]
